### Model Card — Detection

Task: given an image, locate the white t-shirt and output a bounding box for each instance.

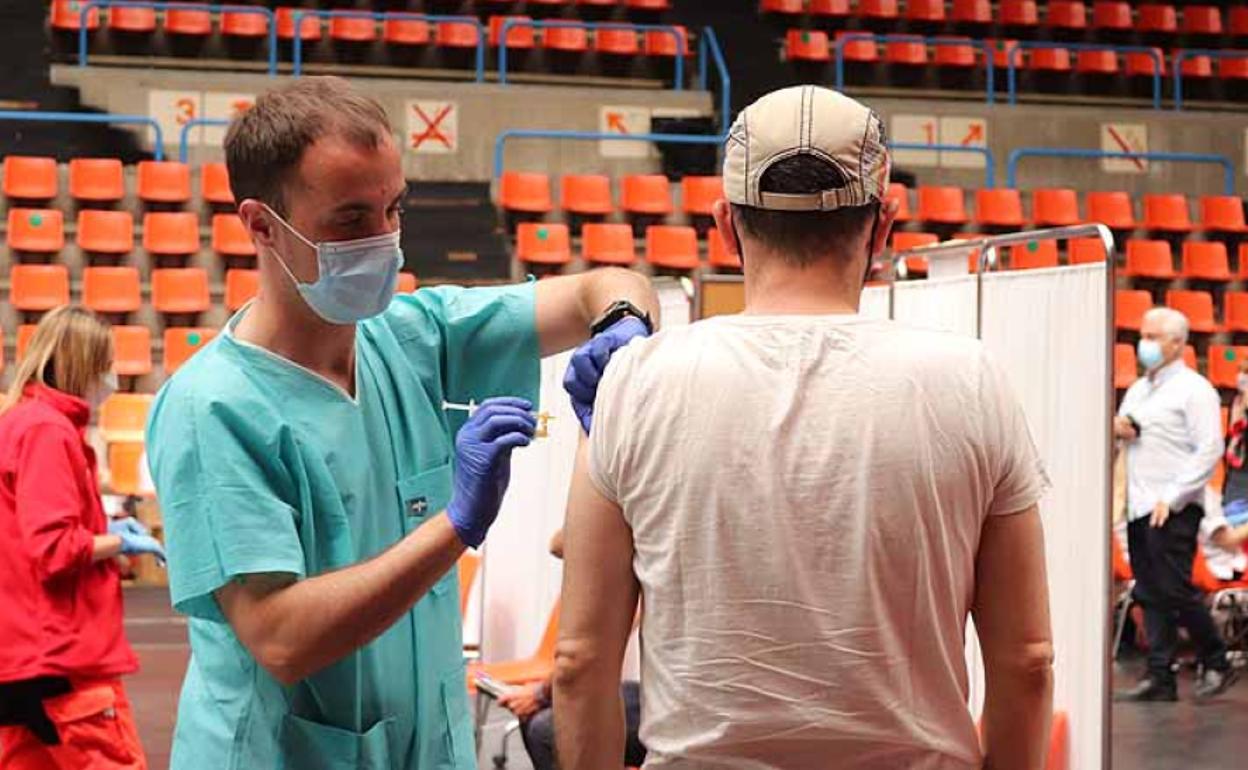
[590,314,1049,770]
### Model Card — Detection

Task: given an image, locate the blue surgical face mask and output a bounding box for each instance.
[265,206,402,325]
[1137,338,1164,371]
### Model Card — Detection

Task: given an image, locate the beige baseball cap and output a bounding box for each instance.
[723,85,891,212]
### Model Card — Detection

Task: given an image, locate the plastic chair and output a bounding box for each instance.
[1047,1,1087,30]
[786,29,831,62]
[82,266,142,314]
[885,38,929,65]
[934,38,977,68]
[1225,291,1248,332]
[1001,0,1040,27]
[621,175,673,215]
[1143,194,1193,232]
[1030,48,1072,72]
[707,228,742,269]
[1092,2,1133,31]
[1069,238,1107,264]
[885,183,912,222]
[515,223,571,265]
[51,0,100,31]
[1232,7,1248,37]
[1209,346,1248,388]
[581,223,636,266]
[681,176,723,217]
[1114,343,1138,389]
[225,269,260,311]
[112,326,152,377]
[1182,6,1223,36]
[1166,289,1220,333]
[917,186,968,224]
[164,328,218,374]
[975,189,1025,228]
[811,0,852,18]
[835,31,879,62]
[951,0,992,26]
[645,226,699,270]
[6,209,65,253]
[77,210,134,254]
[543,26,589,52]
[1086,191,1136,229]
[396,273,418,294]
[221,10,269,38]
[1139,4,1178,34]
[212,214,256,257]
[1181,241,1231,281]
[1124,239,1176,278]
[1010,240,1059,270]
[436,22,481,49]
[9,265,70,311]
[595,28,639,55]
[907,0,946,23]
[1199,196,1247,233]
[143,212,200,255]
[458,552,481,615]
[1076,50,1119,74]
[859,0,900,20]
[107,443,146,497]
[1125,48,1167,77]
[1115,289,1154,330]
[1032,189,1080,226]
[561,175,613,215]
[69,158,124,202]
[384,18,431,46]
[201,162,234,205]
[166,7,213,36]
[2,156,58,200]
[642,26,687,56]
[330,17,376,43]
[99,393,153,443]
[499,172,553,214]
[276,7,322,41]
[488,16,535,48]
[761,0,804,12]
[1220,56,1248,80]
[137,161,191,204]
[152,268,211,314]
[470,600,561,690]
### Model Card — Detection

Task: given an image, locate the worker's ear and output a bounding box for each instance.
[871,198,900,259]
[712,199,741,257]
[238,199,278,252]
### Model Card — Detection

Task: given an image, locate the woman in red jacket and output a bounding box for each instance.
[0,306,164,770]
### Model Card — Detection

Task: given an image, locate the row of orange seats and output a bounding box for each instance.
[1115,339,1248,390]
[2,156,233,205]
[1115,287,1248,335]
[515,221,740,269]
[499,172,721,218]
[5,208,252,257]
[764,1,1247,40]
[1119,238,1248,280]
[3,323,214,377]
[889,230,1109,272]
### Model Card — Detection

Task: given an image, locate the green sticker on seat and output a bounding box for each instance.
[188,333,202,346]
[29,214,42,227]
[802,31,811,43]
[537,228,548,241]
[1027,240,1039,252]
[1227,348,1238,362]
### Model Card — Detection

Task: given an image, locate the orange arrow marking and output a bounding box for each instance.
[960,123,984,146]
[606,112,629,134]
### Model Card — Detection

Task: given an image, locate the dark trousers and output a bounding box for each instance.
[520,681,645,770]
[1128,504,1230,683]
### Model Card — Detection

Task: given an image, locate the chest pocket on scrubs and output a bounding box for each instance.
[397,462,455,598]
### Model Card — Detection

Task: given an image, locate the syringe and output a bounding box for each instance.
[442,400,554,438]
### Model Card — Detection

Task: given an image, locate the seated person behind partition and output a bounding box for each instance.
[553,86,1055,770]
[1200,488,1248,584]
[496,530,645,770]
[1222,357,1248,533]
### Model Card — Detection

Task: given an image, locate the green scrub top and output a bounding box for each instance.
[146,283,540,770]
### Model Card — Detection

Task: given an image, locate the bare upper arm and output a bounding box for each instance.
[214,573,298,652]
[972,506,1053,668]
[534,274,594,357]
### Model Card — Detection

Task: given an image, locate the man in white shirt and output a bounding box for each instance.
[1114,307,1235,702]
[552,86,1055,770]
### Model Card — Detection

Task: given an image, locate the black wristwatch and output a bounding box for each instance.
[591,300,654,337]
[1127,415,1142,436]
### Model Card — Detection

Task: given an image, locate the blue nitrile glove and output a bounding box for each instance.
[1226,499,1248,527]
[447,397,537,548]
[563,317,650,434]
[108,517,166,566]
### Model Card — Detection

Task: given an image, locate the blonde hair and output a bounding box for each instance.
[1,306,113,414]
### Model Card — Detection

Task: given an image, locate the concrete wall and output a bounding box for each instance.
[51,65,713,181]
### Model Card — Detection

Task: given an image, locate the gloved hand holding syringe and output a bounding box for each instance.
[443,400,555,438]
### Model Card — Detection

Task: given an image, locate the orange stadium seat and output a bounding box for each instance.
[835,31,879,62]
[200,162,235,205]
[917,186,968,224]
[499,172,553,214]
[1143,194,1193,232]
[51,0,100,31]
[77,210,134,255]
[1001,0,1040,28]
[975,189,1025,228]
[9,265,70,311]
[595,28,640,55]
[1225,291,1248,332]
[99,393,153,442]
[1092,1,1133,32]
[1209,345,1248,388]
[1232,7,1248,36]
[384,18,431,46]
[111,326,152,377]
[152,268,211,314]
[1069,238,1108,264]
[1200,196,1247,233]
[276,7,322,41]
[1047,1,1088,30]
[762,0,804,13]
[621,175,673,215]
[225,269,260,311]
[681,176,723,217]
[221,10,269,38]
[143,212,200,255]
[137,161,191,204]
[1125,239,1176,278]
[15,326,36,361]
[7,209,65,253]
[489,16,535,48]
[1030,48,1072,72]
[330,17,376,43]
[561,174,613,215]
[1125,48,1167,77]
[626,0,671,8]
[1010,240,1059,270]
[69,158,124,202]
[165,6,213,36]
[907,0,947,23]
[1032,188,1080,226]
[885,38,929,65]
[885,183,912,222]
[468,602,561,695]
[1182,6,1223,36]
[1115,289,1154,330]
[643,27,688,57]
[164,328,218,374]
[82,266,142,314]
[1114,343,1138,389]
[933,38,977,68]
[1086,191,1136,229]
[1139,4,1179,35]
[1182,241,1232,281]
[951,0,993,26]
[859,0,900,20]
[1181,52,1215,78]
[396,273,418,294]
[581,223,636,266]
[1184,344,1198,371]
[212,214,256,257]
[892,231,939,274]
[646,226,699,270]
[2,156,57,201]
[786,30,831,62]
[1220,56,1248,80]
[1076,50,1119,74]
[1166,289,1220,333]
[107,442,146,496]
[1240,244,1248,279]
[516,223,571,265]
[436,22,481,49]
[707,228,742,269]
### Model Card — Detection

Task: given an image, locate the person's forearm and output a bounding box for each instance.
[553,647,627,770]
[92,534,123,563]
[982,659,1054,770]
[236,513,465,685]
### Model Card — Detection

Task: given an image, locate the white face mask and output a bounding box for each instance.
[87,372,118,410]
[264,205,403,325]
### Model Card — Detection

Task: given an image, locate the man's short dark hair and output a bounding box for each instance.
[731,155,880,268]
[224,76,392,214]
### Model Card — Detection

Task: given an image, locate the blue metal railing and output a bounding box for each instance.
[178,117,231,162]
[292,10,485,81]
[698,27,732,135]
[1006,41,1163,110]
[834,33,995,105]
[891,143,996,188]
[1174,49,1248,111]
[498,19,685,90]
[0,110,166,160]
[1006,147,1235,194]
[79,1,277,75]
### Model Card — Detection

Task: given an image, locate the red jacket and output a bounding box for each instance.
[0,384,137,683]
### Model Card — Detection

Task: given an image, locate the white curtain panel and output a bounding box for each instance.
[859,283,891,320]
[892,275,980,335]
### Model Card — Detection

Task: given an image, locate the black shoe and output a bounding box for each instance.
[1194,668,1238,701]
[1114,677,1178,702]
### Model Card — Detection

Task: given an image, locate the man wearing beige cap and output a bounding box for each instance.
[553,86,1055,770]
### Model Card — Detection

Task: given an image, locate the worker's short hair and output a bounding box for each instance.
[224,76,392,215]
[1143,306,1190,346]
[730,155,881,269]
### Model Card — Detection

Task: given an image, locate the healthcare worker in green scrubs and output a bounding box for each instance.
[145,77,658,770]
